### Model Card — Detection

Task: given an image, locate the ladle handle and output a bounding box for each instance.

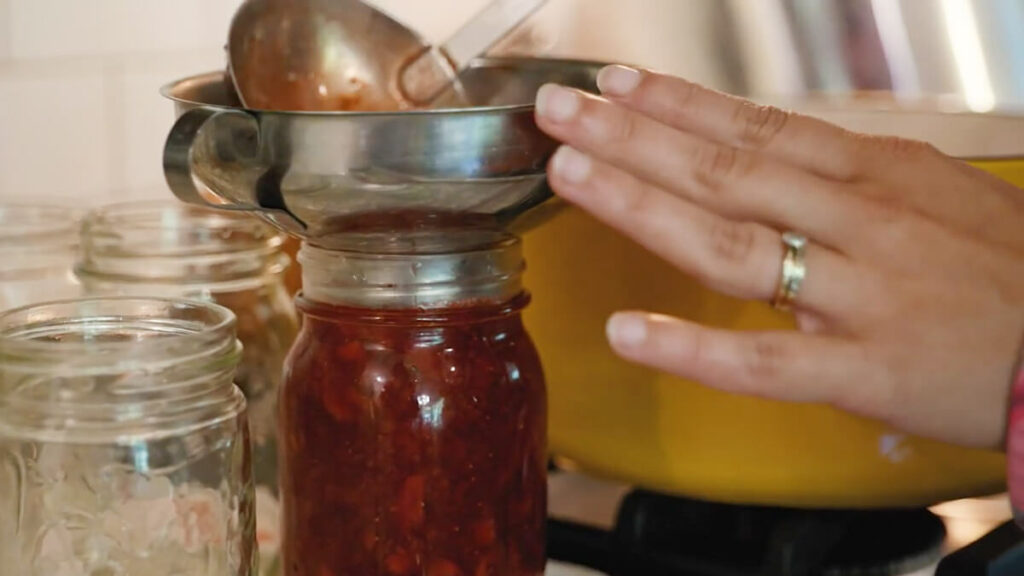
[442,0,548,69]
[400,0,548,104]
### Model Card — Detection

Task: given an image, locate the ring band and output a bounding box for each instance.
[772,232,808,310]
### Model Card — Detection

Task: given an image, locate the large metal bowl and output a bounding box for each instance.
[162,57,606,247]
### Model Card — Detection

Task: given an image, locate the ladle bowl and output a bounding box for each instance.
[162,57,605,247]
[227,0,432,112]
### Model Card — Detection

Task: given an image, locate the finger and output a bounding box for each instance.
[592,66,1024,250]
[594,65,866,181]
[548,145,868,317]
[535,84,866,249]
[595,67,1024,250]
[605,312,889,415]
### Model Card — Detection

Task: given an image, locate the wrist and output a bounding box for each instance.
[1007,342,1024,526]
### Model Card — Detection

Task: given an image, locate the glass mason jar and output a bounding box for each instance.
[75,201,299,574]
[0,297,255,576]
[281,235,548,576]
[0,205,82,311]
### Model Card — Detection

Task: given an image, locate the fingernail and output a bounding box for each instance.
[597,65,641,96]
[607,313,647,348]
[536,84,581,122]
[551,146,591,184]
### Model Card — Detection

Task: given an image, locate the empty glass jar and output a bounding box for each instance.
[0,297,255,576]
[280,235,548,576]
[76,200,298,574]
[0,205,81,311]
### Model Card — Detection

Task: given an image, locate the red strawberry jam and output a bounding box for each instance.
[279,238,547,576]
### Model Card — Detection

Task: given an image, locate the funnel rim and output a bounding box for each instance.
[159,56,618,117]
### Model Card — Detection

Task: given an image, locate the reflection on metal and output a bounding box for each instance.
[161,59,606,243]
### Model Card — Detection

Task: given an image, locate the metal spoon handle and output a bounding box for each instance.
[400,0,548,104]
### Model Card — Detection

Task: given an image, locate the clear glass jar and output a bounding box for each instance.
[0,297,255,576]
[0,205,82,311]
[75,200,299,574]
[281,235,548,576]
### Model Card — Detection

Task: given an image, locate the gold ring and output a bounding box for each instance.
[772,231,807,310]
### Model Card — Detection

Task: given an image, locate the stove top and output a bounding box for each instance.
[545,471,1024,576]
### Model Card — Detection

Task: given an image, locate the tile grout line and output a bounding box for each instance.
[0,0,11,60]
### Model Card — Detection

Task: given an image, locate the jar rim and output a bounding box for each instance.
[299,236,525,309]
[77,200,290,285]
[0,296,237,356]
[301,232,519,259]
[81,199,286,253]
[0,297,245,441]
[296,291,531,322]
[306,228,518,256]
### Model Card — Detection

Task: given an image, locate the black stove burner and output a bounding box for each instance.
[548,488,947,576]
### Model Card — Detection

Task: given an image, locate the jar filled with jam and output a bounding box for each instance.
[281,234,547,576]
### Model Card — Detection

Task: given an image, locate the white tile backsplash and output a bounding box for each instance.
[9,0,241,60]
[120,52,227,196]
[9,0,106,60]
[0,67,110,203]
[0,0,11,61]
[199,0,247,47]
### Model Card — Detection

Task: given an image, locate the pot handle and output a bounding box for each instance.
[162,107,263,211]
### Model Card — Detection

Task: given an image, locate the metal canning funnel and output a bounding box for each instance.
[162,57,606,249]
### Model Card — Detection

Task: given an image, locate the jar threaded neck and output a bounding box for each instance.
[76,200,288,289]
[0,298,244,442]
[299,236,525,309]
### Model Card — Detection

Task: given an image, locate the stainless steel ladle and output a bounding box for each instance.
[228,0,547,111]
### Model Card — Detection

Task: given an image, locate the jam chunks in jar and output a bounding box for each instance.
[280,237,547,576]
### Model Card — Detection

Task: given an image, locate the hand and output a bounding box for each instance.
[534,65,1024,449]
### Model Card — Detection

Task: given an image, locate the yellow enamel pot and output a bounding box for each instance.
[522,104,1024,508]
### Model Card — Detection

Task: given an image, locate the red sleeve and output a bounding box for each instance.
[1007,352,1024,526]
